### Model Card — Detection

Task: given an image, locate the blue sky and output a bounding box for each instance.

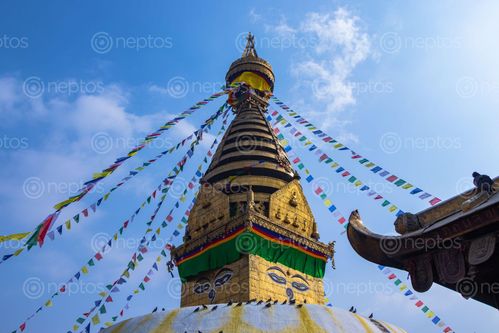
[1,1,498,332]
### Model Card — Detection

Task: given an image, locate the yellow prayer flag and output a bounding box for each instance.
[93,171,112,179]
[53,197,79,211]
[365,162,375,168]
[330,163,339,168]
[105,322,113,327]
[133,289,139,294]
[92,314,100,325]
[73,325,79,331]
[81,266,89,275]
[65,220,71,230]
[402,183,413,189]
[354,180,362,187]
[14,248,24,256]
[99,291,107,297]
[127,151,139,157]
[0,232,30,243]
[389,205,397,213]
[324,199,332,207]
[45,300,53,307]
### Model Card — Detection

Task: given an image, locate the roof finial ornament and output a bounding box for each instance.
[242,32,258,58]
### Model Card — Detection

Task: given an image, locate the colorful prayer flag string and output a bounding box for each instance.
[51,90,230,212]
[270,126,349,230]
[12,177,169,333]
[71,168,204,333]
[270,96,442,207]
[0,103,230,265]
[100,198,197,330]
[10,110,232,333]
[268,111,404,216]
[378,265,454,333]
[269,112,454,332]
[16,90,230,258]
[66,109,231,333]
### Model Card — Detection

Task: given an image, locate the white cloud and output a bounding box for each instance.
[0,76,206,229]
[148,84,169,95]
[0,77,20,113]
[296,8,371,117]
[248,8,262,24]
[258,7,371,139]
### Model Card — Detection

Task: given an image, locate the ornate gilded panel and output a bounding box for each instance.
[186,183,229,240]
[269,179,317,239]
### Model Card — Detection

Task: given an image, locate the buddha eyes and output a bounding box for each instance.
[194,269,234,294]
[266,267,310,292]
[291,281,309,292]
[194,282,210,294]
[214,272,233,287]
[268,272,287,285]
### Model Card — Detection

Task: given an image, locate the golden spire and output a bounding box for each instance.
[226,33,275,92]
[242,32,258,58]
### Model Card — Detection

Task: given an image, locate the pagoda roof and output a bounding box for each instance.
[347,177,499,308]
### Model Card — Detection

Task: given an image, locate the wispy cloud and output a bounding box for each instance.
[255,7,372,142]
[0,76,202,229]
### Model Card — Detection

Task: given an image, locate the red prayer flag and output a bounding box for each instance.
[429,197,442,206]
[386,175,398,182]
[38,212,59,247]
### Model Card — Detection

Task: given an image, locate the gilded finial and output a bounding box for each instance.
[242,32,258,58]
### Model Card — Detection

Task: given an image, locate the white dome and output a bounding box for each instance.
[102,304,407,333]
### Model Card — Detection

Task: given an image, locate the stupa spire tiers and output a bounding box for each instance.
[171,34,334,307]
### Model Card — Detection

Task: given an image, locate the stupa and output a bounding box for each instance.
[102,33,408,333]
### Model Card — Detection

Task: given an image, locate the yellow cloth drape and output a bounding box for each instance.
[231,71,271,92]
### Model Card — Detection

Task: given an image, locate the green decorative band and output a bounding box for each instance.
[177,225,327,280]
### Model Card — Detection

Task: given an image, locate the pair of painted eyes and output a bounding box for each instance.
[267,272,310,292]
[194,272,233,294]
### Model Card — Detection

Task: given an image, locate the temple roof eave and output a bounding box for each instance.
[346,210,405,269]
[347,192,499,266]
